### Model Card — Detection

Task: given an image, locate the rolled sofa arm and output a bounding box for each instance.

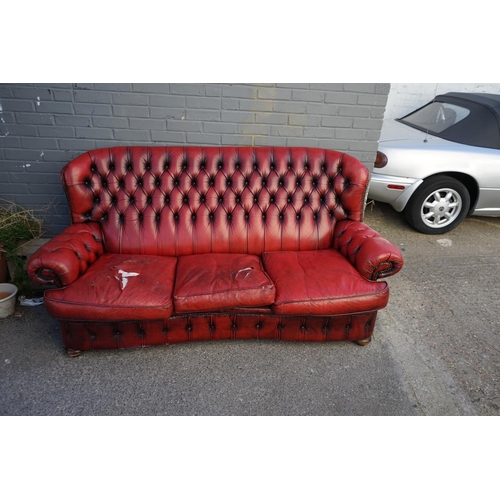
[333,220,404,281]
[27,222,104,287]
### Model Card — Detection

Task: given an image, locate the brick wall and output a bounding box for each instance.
[0,83,390,235]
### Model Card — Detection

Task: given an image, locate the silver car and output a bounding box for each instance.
[368,92,500,234]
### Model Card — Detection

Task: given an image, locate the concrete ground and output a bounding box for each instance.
[1,203,499,416]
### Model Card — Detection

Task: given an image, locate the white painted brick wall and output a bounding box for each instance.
[384,83,500,120]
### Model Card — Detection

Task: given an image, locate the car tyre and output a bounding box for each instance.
[404,175,470,234]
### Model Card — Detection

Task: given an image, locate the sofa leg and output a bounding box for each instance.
[65,347,83,357]
[355,336,372,346]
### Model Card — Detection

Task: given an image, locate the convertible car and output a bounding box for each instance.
[368,92,500,234]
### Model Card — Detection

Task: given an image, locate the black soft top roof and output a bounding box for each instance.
[399,92,500,149]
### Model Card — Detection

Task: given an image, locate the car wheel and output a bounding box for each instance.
[404,175,470,234]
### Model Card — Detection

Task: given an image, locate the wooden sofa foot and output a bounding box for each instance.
[354,337,372,346]
[65,348,83,357]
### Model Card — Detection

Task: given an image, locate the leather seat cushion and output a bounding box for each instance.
[44,254,177,321]
[173,253,275,313]
[262,249,389,315]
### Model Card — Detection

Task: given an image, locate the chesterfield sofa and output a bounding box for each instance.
[27,146,403,356]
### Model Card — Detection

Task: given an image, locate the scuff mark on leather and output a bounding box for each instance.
[234,267,253,279]
[114,269,140,290]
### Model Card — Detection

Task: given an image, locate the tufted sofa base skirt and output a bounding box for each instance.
[58,311,378,353]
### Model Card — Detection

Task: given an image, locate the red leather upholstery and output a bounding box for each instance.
[27,146,404,354]
[333,220,404,280]
[262,249,388,315]
[173,253,275,313]
[61,146,368,256]
[43,254,177,321]
[28,222,103,287]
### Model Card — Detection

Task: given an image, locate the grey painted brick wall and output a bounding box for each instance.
[0,83,390,235]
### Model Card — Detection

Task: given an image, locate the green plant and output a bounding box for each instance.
[0,200,44,296]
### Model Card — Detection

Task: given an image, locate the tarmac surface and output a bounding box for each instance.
[1,202,499,416]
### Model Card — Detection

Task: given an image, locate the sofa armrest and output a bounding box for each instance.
[333,220,404,281]
[27,222,104,287]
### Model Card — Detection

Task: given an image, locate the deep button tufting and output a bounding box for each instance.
[227,212,232,221]
[304,195,309,203]
[101,178,108,188]
[209,323,216,332]
[244,212,249,221]
[155,177,161,187]
[137,178,143,187]
[129,195,135,205]
[109,160,115,171]
[235,194,241,203]
[199,194,206,203]
[173,178,180,187]
[296,213,301,220]
[94,196,100,204]
[146,195,152,205]
[278,178,284,187]
[313,212,318,220]
[155,212,161,222]
[253,161,259,170]
[287,195,293,203]
[218,195,224,203]
[191,212,196,221]
[183,195,189,204]
[231,321,238,331]
[209,212,214,221]
[304,160,310,170]
[217,159,224,170]
[138,212,144,221]
[262,211,267,220]
[173,213,179,221]
[165,194,170,204]
[144,161,151,171]
[208,176,215,187]
[90,163,97,173]
[261,177,267,187]
[119,213,125,222]
[84,178,91,187]
[235,161,241,170]
[126,162,133,172]
[244,177,250,187]
[296,178,301,187]
[270,194,276,203]
[118,178,125,188]
[253,195,259,203]
[163,160,170,171]
[185,323,193,333]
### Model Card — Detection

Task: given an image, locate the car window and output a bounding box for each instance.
[399,102,470,134]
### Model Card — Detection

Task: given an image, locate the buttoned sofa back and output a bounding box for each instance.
[62,146,369,256]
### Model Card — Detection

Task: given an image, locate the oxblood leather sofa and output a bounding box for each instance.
[27,146,403,356]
